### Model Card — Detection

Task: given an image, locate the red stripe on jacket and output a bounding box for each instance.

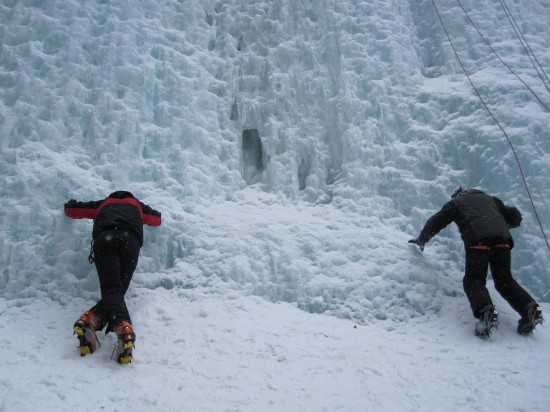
[65,198,161,226]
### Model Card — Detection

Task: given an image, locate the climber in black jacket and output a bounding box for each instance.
[409,187,542,336]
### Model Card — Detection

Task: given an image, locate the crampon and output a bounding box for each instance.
[73,311,102,356]
[475,306,499,338]
[111,320,136,364]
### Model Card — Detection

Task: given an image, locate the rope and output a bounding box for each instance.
[431,0,550,254]
[498,0,550,93]
[455,0,550,112]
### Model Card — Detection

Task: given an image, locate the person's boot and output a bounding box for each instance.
[113,320,135,364]
[475,304,499,338]
[517,302,543,335]
[73,311,102,356]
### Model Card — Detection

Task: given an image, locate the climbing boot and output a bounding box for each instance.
[113,320,135,364]
[73,311,102,356]
[517,302,543,335]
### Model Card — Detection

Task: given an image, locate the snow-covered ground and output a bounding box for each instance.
[1,0,549,410]
[2,289,549,412]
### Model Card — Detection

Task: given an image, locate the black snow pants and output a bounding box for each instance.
[89,229,141,331]
[463,246,535,319]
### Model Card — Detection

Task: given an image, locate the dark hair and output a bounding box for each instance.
[451,186,463,199]
[108,191,135,199]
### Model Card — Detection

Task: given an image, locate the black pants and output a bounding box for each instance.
[89,230,140,331]
[463,247,535,318]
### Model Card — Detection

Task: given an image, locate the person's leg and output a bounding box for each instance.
[93,230,129,331]
[489,247,536,314]
[106,231,141,327]
[111,231,140,363]
[117,231,140,296]
[463,248,493,318]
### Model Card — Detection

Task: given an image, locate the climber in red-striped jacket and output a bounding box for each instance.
[64,191,161,363]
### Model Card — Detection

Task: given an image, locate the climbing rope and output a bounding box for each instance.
[455,0,550,112]
[498,0,550,94]
[431,0,550,254]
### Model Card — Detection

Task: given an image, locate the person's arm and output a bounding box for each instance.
[409,200,457,251]
[140,202,162,227]
[64,199,102,220]
[493,196,522,228]
[418,201,456,244]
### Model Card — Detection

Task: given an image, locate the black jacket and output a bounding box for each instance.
[64,191,162,246]
[418,189,521,248]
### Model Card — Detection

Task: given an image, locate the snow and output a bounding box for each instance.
[2,291,549,412]
[1,0,550,410]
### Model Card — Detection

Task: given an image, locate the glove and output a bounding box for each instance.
[408,238,425,252]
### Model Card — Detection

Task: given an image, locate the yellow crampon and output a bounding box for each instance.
[74,323,100,356]
[112,340,134,364]
[74,325,93,356]
[79,345,93,356]
[112,320,135,364]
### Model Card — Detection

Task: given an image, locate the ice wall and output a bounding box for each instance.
[1,0,549,307]
[189,0,550,295]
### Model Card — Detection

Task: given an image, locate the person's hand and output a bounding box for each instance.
[408,238,425,252]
